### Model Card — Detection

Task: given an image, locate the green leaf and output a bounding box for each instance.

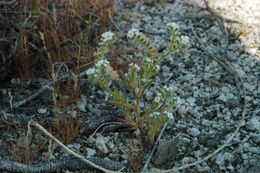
[110,90,134,111]
[147,115,169,142]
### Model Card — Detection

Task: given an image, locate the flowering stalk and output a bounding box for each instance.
[86,23,188,146]
[95,31,115,60]
[127,28,158,59]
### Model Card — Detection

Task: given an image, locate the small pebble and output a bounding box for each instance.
[246,117,260,131]
[188,127,201,137]
[10,78,21,85]
[77,95,87,112]
[73,143,81,150]
[37,108,47,114]
[145,91,154,101]
[95,137,108,154]
[86,147,96,158]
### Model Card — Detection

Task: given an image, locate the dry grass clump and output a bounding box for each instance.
[0,0,115,161]
[0,0,115,81]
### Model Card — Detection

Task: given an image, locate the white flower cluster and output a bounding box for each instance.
[163,111,174,119]
[154,92,162,103]
[163,85,174,92]
[156,64,160,71]
[166,22,180,30]
[145,57,152,63]
[86,68,96,75]
[96,59,109,67]
[150,111,160,118]
[129,63,141,71]
[180,35,190,47]
[101,31,114,42]
[149,111,173,120]
[141,78,147,83]
[86,59,110,76]
[127,28,140,39]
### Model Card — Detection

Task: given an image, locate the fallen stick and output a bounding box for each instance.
[141,122,169,173]
[5,69,89,111]
[29,120,125,173]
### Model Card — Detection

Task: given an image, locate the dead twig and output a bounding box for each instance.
[91,121,126,137]
[29,120,125,173]
[0,0,16,5]
[4,70,87,112]
[141,122,169,173]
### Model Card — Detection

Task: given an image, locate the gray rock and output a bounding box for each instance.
[247,161,260,173]
[87,136,96,144]
[182,137,191,143]
[10,78,21,85]
[215,154,225,167]
[86,147,96,158]
[37,108,47,114]
[95,137,108,154]
[226,98,240,108]
[247,147,260,155]
[161,65,170,72]
[188,127,200,137]
[65,170,74,173]
[246,117,260,131]
[77,95,87,112]
[87,104,96,113]
[253,133,260,145]
[145,90,154,101]
[186,97,196,106]
[177,106,188,115]
[197,165,210,172]
[152,139,179,165]
[73,143,81,150]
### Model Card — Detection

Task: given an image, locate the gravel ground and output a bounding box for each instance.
[100,0,259,172]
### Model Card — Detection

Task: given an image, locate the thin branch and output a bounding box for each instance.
[141,122,169,173]
[91,121,126,137]
[4,70,87,111]
[30,120,125,173]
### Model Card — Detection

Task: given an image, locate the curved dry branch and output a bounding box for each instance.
[30,120,125,173]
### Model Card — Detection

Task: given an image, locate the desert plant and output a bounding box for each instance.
[11,124,36,164]
[51,68,81,144]
[86,22,189,147]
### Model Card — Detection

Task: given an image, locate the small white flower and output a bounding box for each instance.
[145,57,152,63]
[141,78,147,83]
[150,112,161,118]
[156,65,160,71]
[176,97,182,104]
[129,63,140,71]
[164,111,174,119]
[86,68,96,75]
[101,31,114,42]
[127,28,140,39]
[96,59,109,67]
[163,85,174,92]
[180,35,189,46]
[166,22,180,30]
[154,96,161,103]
